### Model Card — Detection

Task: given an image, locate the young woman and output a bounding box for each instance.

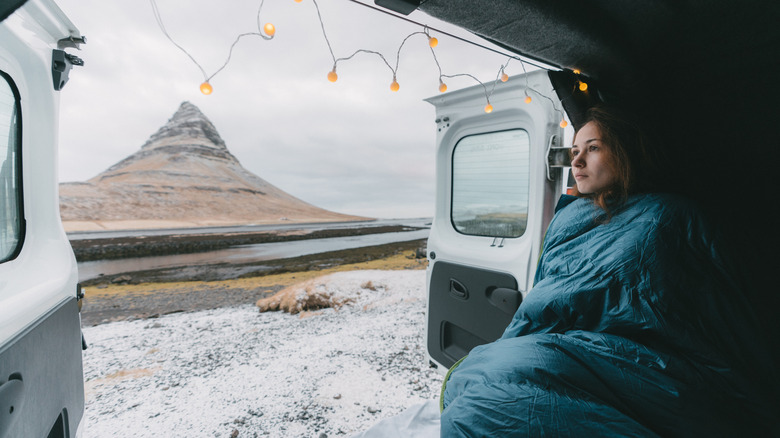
[439,105,777,437]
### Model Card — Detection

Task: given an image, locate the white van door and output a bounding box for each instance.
[0,2,85,437]
[425,70,567,370]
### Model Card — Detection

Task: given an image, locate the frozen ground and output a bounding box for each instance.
[81,270,443,437]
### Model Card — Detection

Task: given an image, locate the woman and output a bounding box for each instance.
[439,105,777,437]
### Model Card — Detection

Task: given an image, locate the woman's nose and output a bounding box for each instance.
[571,153,584,167]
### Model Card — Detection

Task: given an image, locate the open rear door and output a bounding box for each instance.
[0,2,85,437]
[424,70,567,370]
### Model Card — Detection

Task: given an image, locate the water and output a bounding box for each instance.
[77,228,429,281]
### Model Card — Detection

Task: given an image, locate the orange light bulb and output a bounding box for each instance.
[578,81,588,91]
[264,23,276,37]
[524,95,532,104]
[501,72,509,82]
[327,70,338,82]
[390,80,400,92]
[484,103,493,113]
[200,82,213,95]
[560,119,568,128]
[438,82,447,93]
[429,37,438,48]
[573,69,581,75]
[294,0,302,2]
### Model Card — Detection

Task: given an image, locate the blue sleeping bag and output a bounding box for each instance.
[440,194,778,437]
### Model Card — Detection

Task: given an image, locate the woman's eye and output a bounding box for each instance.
[570,149,579,157]
[589,145,599,152]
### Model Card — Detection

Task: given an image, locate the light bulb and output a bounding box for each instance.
[573,69,581,75]
[524,95,532,104]
[294,0,302,2]
[501,72,509,82]
[327,70,338,82]
[438,82,447,93]
[200,82,213,95]
[264,23,276,37]
[560,119,568,128]
[484,103,493,113]
[390,80,400,92]
[578,81,588,91]
[429,37,438,48]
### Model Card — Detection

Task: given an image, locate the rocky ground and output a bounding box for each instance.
[81,270,443,437]
[77,225,439,437]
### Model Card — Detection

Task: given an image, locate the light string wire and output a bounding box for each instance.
[340,0,554,72]
[149,0,576,123]
[149,0,275,83]
[310,0,510,102]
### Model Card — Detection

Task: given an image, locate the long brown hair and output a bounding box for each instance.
[570,104,662,218]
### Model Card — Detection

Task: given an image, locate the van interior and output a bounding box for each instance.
[401,0,778,364]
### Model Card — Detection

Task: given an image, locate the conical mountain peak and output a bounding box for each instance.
[101,102,238,175]
[60,102,366,230]
[140,101,233,158]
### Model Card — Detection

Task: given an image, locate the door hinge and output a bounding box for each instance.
[546,134,571,181]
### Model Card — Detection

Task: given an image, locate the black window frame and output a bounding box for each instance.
[0,69,25,263]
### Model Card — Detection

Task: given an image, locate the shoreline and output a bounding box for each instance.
[71,224,423,262]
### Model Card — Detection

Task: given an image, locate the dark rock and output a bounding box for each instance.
[111,275,132,284]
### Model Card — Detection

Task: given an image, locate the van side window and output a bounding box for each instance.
[0,72,22,262]
[451,129,530,238]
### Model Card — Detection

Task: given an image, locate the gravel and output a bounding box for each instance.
[80,270,443,437]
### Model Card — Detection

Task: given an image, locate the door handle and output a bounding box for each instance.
[449,279,469,300]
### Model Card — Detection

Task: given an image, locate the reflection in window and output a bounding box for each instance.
[0,73,21,262]
[451,130,530,238]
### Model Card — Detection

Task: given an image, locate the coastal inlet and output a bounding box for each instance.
[71,219,430,285]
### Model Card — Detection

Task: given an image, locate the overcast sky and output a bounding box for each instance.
[55,0,521,219]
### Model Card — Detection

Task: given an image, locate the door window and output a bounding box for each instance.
[451,129,530,238]
[0,72,22,262]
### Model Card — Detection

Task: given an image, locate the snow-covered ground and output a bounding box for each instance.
[81,270,443,437]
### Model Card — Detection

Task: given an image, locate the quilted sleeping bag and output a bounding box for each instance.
[440,194,777,437]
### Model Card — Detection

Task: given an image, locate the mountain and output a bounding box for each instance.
[59,102,366,231]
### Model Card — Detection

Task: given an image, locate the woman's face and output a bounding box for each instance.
[571,121,617,194]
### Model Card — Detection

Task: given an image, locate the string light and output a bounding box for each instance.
[560,119,568,128]
[149,0,275,94]
[151,0,567,118]
[578,80,588,91]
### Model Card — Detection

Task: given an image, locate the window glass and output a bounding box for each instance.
[0,73,21,262]
[451,129,530,238]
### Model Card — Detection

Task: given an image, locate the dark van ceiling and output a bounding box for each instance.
[411,0,778,352]
[419,0,780,123]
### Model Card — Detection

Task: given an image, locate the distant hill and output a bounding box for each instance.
[60,102,367,231]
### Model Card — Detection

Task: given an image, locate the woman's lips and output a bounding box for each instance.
[574,173,587,179]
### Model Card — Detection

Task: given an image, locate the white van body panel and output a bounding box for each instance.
[424,70,564,371]
[0,0,80,354]
[0,1,84,436]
